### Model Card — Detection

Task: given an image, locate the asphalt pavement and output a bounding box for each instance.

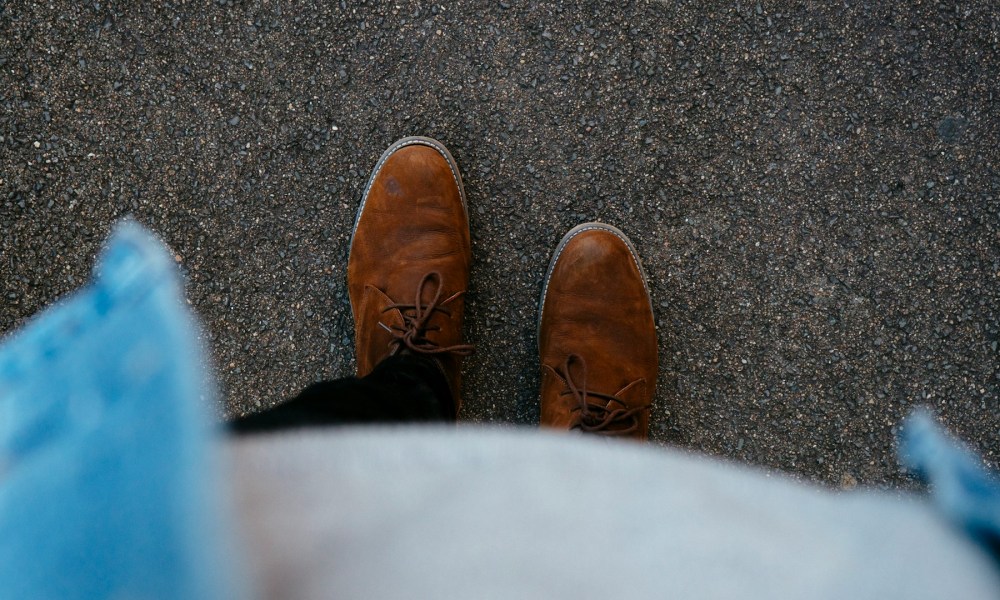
[2,1,999,488]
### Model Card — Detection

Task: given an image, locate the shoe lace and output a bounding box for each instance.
[559,354,648,436]
[379,271,475,358]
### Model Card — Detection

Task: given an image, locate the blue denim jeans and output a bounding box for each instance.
[0,222,237,599]
[0,222,998,598]
[900,411,1000,557]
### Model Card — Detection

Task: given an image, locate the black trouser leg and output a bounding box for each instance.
[228,354,455,434]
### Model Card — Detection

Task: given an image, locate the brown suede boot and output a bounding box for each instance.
[538,223,658,439]
[347,137,473,414]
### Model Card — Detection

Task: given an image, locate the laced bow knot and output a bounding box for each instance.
[379,271,474,357]
[559,353,648,436]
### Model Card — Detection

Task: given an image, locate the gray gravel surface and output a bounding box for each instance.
[2,1,999,488]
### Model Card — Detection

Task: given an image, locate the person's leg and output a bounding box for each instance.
[537,223,658,439]
[229,353,455,433]
[347,136,474,411]
[233,136,474,433]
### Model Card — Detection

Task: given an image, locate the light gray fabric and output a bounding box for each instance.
[229,427,1000,599]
